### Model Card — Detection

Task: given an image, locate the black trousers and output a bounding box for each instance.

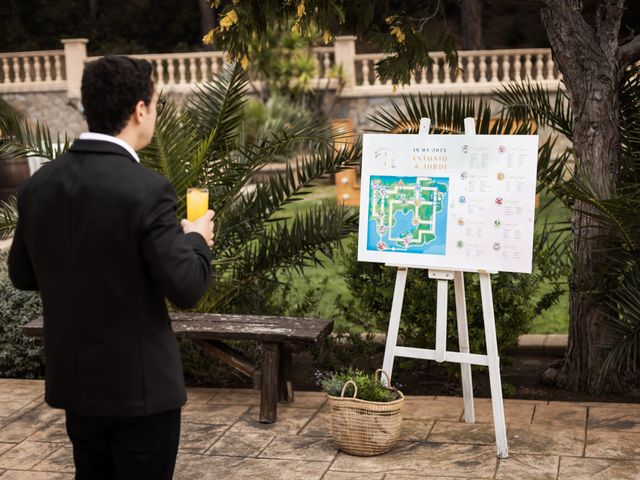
[65,408,181,480]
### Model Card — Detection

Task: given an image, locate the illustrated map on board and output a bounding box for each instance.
[357,133,539,274]
[367,176,449,255]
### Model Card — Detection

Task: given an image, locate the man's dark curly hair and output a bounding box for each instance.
[81,55,154,136]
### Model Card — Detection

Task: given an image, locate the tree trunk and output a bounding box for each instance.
[198,0,216,49]
[461,0,483,50]
[540,0,625,392]
[88,0,98,21]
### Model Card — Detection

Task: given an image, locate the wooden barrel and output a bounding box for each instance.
[0,159,30,204]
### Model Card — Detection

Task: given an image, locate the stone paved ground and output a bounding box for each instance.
[0,379,639,479]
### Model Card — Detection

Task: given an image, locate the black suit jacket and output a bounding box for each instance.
[8,139,212,417]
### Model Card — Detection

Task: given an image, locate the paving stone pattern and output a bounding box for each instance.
[0,380,638,479]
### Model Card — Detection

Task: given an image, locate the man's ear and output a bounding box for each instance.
[132,100,146,124]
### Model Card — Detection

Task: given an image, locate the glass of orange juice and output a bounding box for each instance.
[186,188,209,222]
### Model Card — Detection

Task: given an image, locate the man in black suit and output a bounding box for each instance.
[8,55,214,479]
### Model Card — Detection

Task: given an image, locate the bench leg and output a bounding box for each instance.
[259,342,279,423]
[278,344,294,403]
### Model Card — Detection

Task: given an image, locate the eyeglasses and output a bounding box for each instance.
[156,97,166,115]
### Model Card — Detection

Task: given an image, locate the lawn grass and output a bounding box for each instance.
[278,184,572,335]
[529,192,571,334]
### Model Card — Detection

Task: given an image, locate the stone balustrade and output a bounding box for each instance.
[87,51,228,93]
[351,48,561,96]
[0,50,67,92]
[0,37,562,98]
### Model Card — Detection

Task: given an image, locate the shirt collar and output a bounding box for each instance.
[78,132,140,163]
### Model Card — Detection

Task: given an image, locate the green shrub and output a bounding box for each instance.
[0,251,44,378]
[320,368,395,402]
[340,236,565,354]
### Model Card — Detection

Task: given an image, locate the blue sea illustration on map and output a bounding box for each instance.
[366,175,449,255]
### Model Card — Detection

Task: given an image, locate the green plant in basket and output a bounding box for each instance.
[322,368,404,456]
[320,368,395,402]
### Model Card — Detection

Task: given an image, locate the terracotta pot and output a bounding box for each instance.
[0,159,30,204]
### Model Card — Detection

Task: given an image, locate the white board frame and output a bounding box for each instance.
[357,121,538,274]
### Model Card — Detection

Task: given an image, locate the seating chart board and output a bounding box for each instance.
[357,133,539,273]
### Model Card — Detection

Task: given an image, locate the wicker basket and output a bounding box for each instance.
[327,369,404,456]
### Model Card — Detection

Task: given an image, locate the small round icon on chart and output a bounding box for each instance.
[497,172,505,181]
[495,197,504,206]
[460,171,469,180]
[459,195,467,204]
[498,145,506,153]
[494,219,502,228]
[457,218,465,226]
[493,242,502,251]
[456,240,465,249]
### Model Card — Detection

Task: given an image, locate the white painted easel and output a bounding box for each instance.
[382,117,509,459]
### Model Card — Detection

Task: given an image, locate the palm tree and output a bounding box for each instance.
[0,64,359,313]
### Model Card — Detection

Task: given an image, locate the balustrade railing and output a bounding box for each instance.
[353,48,561,95]
[0,38,561,97]
[0,50,66,92]
[87,52,228,91]
[84,47,335,92]
[312,46,335,79]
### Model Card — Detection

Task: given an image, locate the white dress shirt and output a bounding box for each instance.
[78,132,140,163]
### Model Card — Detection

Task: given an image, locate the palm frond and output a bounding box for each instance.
[0,97,25,161]
[495,81,573,140]
[536,135,574,196]
[139,102,204,217]
[0,96,18,120]
[368,93,535,136]
[600,265,640,376]
[186,62,248,150]
[200,203,358,311]
[0,111,69,160]
[0,196,18,240]
[368,93,477,134]
[533,218,572,277]
[561,176,639,252]
[238,140,361,227]
[206,112,334,219]
[0,140,27,162]
[620,63,640,185]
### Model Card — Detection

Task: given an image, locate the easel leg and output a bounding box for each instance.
[434,279,448,363]
[479,272,509,459]
[382,267,408,384]
[454,271,475,423]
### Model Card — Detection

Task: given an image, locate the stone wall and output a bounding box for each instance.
[333,97,392,132]
[1,92,87,140]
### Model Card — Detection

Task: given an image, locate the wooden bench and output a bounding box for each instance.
[22,312,333,424]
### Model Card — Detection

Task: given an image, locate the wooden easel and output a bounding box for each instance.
[381,117,509,459]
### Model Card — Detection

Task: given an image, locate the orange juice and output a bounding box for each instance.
[186,188,209,222]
